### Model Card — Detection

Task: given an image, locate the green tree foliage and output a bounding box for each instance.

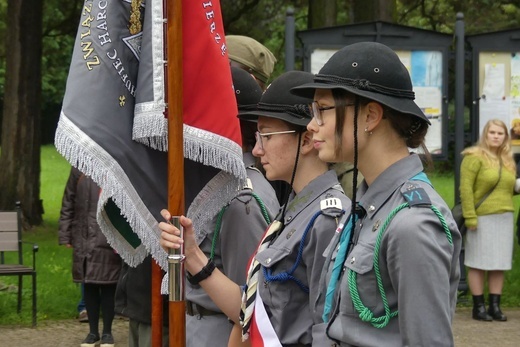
[223,0,310,79]
[0,0,81,105]
[397,0,520,34]
[41,0,83,104]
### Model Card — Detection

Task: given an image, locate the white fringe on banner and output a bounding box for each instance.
[184,125,246,181]
[132,0,167,151]
[55,114,167,268]
[132,110,168,151]
[56,114,246,271]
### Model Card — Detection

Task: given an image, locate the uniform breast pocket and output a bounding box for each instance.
[341,242,378,313]
[256,246,292,309]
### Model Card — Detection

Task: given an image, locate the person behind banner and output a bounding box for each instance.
[460,119,516,322]
[58,167,122,347]
[290,42,461,346]
[114,255,169,347]
[160,71,350,347]
[226,35,277,91]
[226,34,294,207]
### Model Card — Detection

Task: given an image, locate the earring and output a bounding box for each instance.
[364,127,373,136]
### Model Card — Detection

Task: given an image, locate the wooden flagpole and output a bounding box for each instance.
[165,0,186,345]
[166,0,186,345]
[151,0,185,346]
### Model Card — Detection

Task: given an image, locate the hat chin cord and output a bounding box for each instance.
[346,98,360,245]
[275,133,303,236]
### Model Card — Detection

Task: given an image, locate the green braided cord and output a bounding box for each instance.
[210,205,228,260]
[430,205,453,245]
[252,192,272,225]
[348,203,406,328]
[210,193,271,260]
[348,203,454,328]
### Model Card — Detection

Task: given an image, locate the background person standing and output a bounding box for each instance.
[460,119,516,322]
[59,167,122,347]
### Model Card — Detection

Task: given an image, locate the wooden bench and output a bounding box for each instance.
[0,201,38,327]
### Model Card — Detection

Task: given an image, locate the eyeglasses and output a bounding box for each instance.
[310,101,355,126]
[255,130,296,151]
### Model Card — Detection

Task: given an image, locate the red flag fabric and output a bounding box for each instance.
[183,0,239,138]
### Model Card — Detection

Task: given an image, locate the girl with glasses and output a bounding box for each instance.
[160,71,350,346]
[292,42,462,346]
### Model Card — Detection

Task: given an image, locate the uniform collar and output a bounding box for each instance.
[281,170,341,225]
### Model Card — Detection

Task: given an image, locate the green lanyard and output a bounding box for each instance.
[347,172,453,328]
[209,192,271,260]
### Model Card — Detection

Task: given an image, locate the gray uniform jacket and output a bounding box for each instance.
[323,154,461,346]
[256,170,350,346]
[186,153,280,346]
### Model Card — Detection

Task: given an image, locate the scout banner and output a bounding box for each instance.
[55,0,245,268]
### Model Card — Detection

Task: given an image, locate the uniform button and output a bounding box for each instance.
[350,257,355,264]
[369,205,375,211]
[266,258,271,264]
[287,216,293,221]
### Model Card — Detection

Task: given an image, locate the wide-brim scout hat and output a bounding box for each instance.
[291,42,430,124]
[226,35,277,84]
[240,71,314,127]
[231,67,263,118]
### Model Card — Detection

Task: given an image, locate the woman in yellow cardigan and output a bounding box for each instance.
[460,119,516,321]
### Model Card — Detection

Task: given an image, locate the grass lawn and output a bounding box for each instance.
[0,145,78,325]
[1,145,520,326]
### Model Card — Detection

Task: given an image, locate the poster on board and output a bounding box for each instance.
[478,52,520,146]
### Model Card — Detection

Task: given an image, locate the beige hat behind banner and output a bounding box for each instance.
[226,35,277,84]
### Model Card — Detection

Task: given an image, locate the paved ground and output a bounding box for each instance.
[453,307,520,346]
[1,307,520,346]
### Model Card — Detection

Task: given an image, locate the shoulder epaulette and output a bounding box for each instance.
[400,182,431,207]
[320,197,343,211]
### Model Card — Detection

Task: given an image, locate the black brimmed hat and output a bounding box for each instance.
[231,67,263,118]
[240,71,314,127]
[291,42,430,124]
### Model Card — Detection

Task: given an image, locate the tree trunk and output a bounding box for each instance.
[0,0,43,225]
[352,0,396,23]
[308,0,337,29]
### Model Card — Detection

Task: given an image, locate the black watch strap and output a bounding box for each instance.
[187,259,216,285]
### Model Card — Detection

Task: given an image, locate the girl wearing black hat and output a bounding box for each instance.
[292,42,462,346]
[160,71,350,346]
